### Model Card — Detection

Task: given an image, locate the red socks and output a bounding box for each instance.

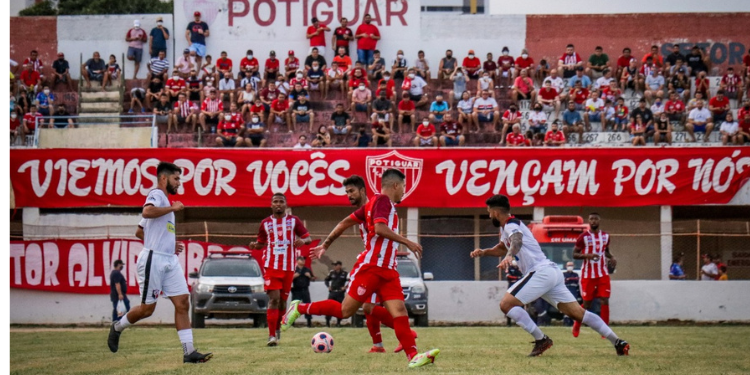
[365,312,382,344]
[267,309,279,337]
[370,305,394,328]
[393,316,418,359]
[601,304,610,325]
[299,300,343,319]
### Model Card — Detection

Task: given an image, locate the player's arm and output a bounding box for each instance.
[470,242,507,258]
[115,282,124,300]
[142,201,183,218]
[498,231,523,269]
[135,226,144,240]
[374,222,423,258]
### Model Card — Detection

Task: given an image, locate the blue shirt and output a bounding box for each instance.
[670,263,685,279]
[568,75,592,88]
[429,101,449,119]
[36,92,55,108]
[149,27,170,50]
[562,109,582,126]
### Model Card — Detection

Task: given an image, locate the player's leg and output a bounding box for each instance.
[164,257,212,362]
[573,276,596,337]
[598,275,612,325]
[362,298,385,352]
[266,289,282,345]
[501,269,555,357]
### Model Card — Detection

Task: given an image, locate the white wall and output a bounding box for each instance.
[22,208,142,240]
[488,0,750,15]
[57,14,174,80]
[11,280,750,324]
[10,0,34,17]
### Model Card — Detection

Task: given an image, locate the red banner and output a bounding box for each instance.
[10,148,750,208]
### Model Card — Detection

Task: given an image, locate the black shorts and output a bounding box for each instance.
[248,134,264,146]
[239,70,260,79]
[176,115,191,124]
[204,115,219,124]
[265,71,277,81]
[401,114,412,123]
[219,135,237,146]
[409,94,422,102]
[189,92,201,101]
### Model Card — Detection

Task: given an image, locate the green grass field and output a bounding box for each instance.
[10,326,750,374]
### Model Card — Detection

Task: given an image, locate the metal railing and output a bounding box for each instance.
[24,114,157,148]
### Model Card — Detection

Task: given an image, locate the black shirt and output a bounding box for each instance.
[85,58,106,72]
[52,59,70,74]
[289,89,309,101]
[665,52,684,67]
[109,269,127,299]
[630,107,654,125]
[53,110,70,128]
[148,80,164,94]
[292,266,312,290]
[372,98,392,113]
[686,53,707,75]
[655,118,669,131]
[331,111,350,127]
[325,269,348,292]
[153,101,171,115]
[292,100,310,113]
[305,55,327,69]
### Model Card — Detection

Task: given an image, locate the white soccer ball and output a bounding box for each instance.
[311,332,334,353]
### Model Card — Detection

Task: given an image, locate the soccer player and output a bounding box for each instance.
[281,169,439,368]
[107,162,212,363]
[249,193,312,347]
[470,195,629,357]
[572,213,617,337]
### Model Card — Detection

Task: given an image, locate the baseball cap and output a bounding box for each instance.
[134,20,140,27]
[288,50,295,56]
[183,48,190,53]
[332,261,342,265]
[468,49,475,54]
[270,50,276,55]
[156,16,163,22]
[194,11,201,16]
[57,52,64,57]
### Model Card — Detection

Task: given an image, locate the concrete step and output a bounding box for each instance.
[81,81,120,93]
[77,113,121,123]
[80,102,121,113]
[80,91,120,102]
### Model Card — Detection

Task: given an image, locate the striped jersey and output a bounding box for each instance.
[349,194,399,270]
[575,230,610,279]
[257,214,310,271]
[201,98,223,112]
[174,100,194,117]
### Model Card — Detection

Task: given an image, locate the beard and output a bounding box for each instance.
[590,224,599,231]
[492,218,501,228]
[166,182,178,195]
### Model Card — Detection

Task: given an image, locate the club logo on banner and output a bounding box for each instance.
[366,150,423,201]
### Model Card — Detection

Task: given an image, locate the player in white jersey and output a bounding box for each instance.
[470,195,629,357]
[108,162,212,363]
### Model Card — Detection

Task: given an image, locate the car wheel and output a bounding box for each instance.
[191,306,205,328]
[351,314,364,328]
[253,314,267,328]
[415,312,429,327]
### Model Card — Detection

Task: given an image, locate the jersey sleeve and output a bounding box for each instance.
[138,218,147,228]
[144,189,161,207]
[504,222,522,237]
[350,205,366,223]
[575,233,585,250]
[293,216,311,239]
[256,220,268,245]
[371,195,392,224]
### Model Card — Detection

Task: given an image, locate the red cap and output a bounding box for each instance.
[288,50,294,56]
[194,11,201,16]
[57,52,64,57]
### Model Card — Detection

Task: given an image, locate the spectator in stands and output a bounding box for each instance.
[328,103,352,143]
[305,48,327,73]
[438,49,457,81]
[289,83,309,104]
[439,113,464,147]
[721,67,743,102]
[500,103,521,142]
[462,49,481,79]
[403,68,430,109]
[312,125,331,147]
[583,90,604,130]
[350,80,371,117]
[651,96,666,119]
[483,52,498,81]
[428,94,450,124]
[367,49,386,81]
[275,74,291,97]
[642,45,664,68]
[505,124,526,147]
[456,90,475,132]
[694,71,710,100]
[376,73,395,104]
[218,71,236,103]
[306,61,324,93]
[718,265,728,281]
[35,86,55,121]
[595,68,615,91]
[291,95,314,132]
[324,61,345,99]
[213,51,232,80]
[200,89,223,133]
[215,103,244,147]
[665,44,684,72]
[449,67,468,108]
[259,81,279,114]
[10,111,21,143]
[153,94,171,126]
[630,97,654,128]
[514,49,535,79]
[562,101,584,143]
[653,112,672,145]
[630,114,647,146]
[22,104,42,136]
[147,50,170,83]
[81,52,106,89]
[354,125,371,148]
[15,87,30,115]
[293,134,312,149]
[170,92,197,132]
[270,92,290,128]
[601,79,621,105]
[201,54,215,80]
[670,68,691,103]
[620,58,641,94]
[669,254,687,280]
[568,66,592,89]
[720,112,739,145]
[355,14,380,66]
[239,50,260,82]
[511,68,536,104]
[176,49,195,78]
[347,65,368,98]
[686,99,714,142]
[472,90,500,132]
[413,117,438,147]
[535,59,550,84]
[559,44,583,79]
[709,90,731,124]
[569,80,589,111]
[243,90,263,121]
[103,55,121,91]
[306,17,330,54]
[285,51,301,81]
[166,70,186,104]
[243,112,267,147]
[371,90,393,129]
[497,47,515,88]
[544,120,565,146]
[601,99,616,130]
[397,94,415,133]
[371,117,392,147]
[664,91,686,125]
[543,69,566,102]
[149,16,170,58]
[145,75,164,109]
[528,102,548,135]
[186,11,209,70]
[51,52,73,91]
[263,50,280,87]
[125,20,147,79]
[686,46,708,77]
[332,17,353,57]
[615,47,634,82]
[644,69,665,104]
[129,86,147,114]
[669,58,689,79]
[186,69,203,104]
[414,50,431,84]
[687,91,705,112]
[587,46,610,79]
[390,50,408,80]
[739,99,750,144]
[700,254,718,280]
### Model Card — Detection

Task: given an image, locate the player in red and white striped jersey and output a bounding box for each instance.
[249,193,311,346]
[571,212,618,338]
[282,169,439,368]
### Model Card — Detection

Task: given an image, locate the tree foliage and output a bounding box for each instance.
[20,0,173,16]
[19,1,58,16]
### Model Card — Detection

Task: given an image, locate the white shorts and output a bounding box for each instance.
[507,265,576,307]
[136,248,188,304]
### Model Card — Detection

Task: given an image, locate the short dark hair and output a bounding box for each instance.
[373,49,380,54]
[589,212,601,217]
[566,44,574,48]
[297,256,306,261]
[595,46,603,50]
[651,45,658,49]
[485,194,511,212]
[720,265,727,272]
[113,259,124,267]
[156,161,180,177]
[272,192,286,200]
[623,47,631,53]
[673,44,680,48]
[381,168,405,187]
[343,175,366,191]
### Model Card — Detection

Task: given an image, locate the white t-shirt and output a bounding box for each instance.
[701,263,718,281]
[689,108,711,123]
[528,110,548,126]
[720,121,739,134]
[293,143,312,150]
[595,76,613,90]
[142,189,175,255]
[585,98,604,113]
[408,76,427,96]
[457,97,474,113]
[651,102,665,114]
[500,219,556,275]
[473,97,498,111]
[219,78,235,91]
[543,76,565,92]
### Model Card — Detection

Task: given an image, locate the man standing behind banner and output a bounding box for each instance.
[110,260,130,322]
[325,261,348,327]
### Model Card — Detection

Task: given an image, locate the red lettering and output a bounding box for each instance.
[254,0,276,27]
[228,0,250,27]
[364,0,381,25]
[313,0,334,26]
[339,0,359,25]
[303,0,309,26]
[278,0,298,27]
[386,0,408,26]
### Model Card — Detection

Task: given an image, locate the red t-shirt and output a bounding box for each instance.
[497,56,514,71]
[265,58,280,71]
[709,96,730,112]
[665,100,685,114]
[307,24,327,46]
[570,88,590,104]
[642,53,664,67]
[616,55,634,68]
[348,76,369,88]
[515,56,534,69]
[260,87,279,102]
[332,55,352,71]
[398,100,415,112]
[440,121,462,136]
[615,105,629,119]
[334,27,353,47]
[257,214,310,271]
[218,113,244,136]
[744,54,750,67]
[416,123,436,137]
[216,57,233,72]
[166,77,186,91]
[722,74,741,92]
[240,57,259,71]
[250,103,265,113]
[737,107,750,132]
[355,24,380,50]
[23,58,44,72]
[483,61,498,72]
[378,78,395,96]
[560,52,582,65]
[506,132,526,146]
[10,117,21,131]
[20,70,41,87]
[23,112,42,131]
[545,130,566,144]
[271,99,288,112]
[538,87,559,101]
[285,57,300,72]
[502,110,520,122]
[462,57,481,72]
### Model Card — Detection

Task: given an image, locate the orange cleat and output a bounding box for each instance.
[572,320,581,337]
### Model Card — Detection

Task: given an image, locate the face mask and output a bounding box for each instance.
[567,266,574,272]
[252,118,259,123]
[247,54,253,59]
[656,101,661,105]
[224,115,231,121]
[446,54,452,58]
[275,81,282,86]
[358,85,365,91]
[456,73,463,77]
[483,76,489,80]
[11,113,17,119]
[469,54,475,58]
[535,107,541,111]
[296,73,303,78]
[397,54,404,59]
[408,73,415,79]
[383,76,390,81]
[422,121,429,126]
[502,51,509,56]
[437,100,443,104]
[522,54,528,59]
[43,89,50,95]
[312,66,319,71]
[157,21,163,26]
[729,73,734,77]
[661,117,667,122]
[745,105,750,110]
[134,25,140,29]
[207,82,213,86]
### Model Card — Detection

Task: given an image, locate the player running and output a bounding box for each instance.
[249,193,312,347]
[572,212,617,337]
[470,195,629,357]
[308,175,417,353]
[108,161,212,363]
[281,169,439,368]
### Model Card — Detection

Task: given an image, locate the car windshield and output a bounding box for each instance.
[539,243,582,269]
[201,259,262,277]
[397,261,420,278]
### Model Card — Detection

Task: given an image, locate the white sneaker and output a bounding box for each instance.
[267,336,278,347]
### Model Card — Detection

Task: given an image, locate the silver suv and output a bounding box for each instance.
[189,252,267,328]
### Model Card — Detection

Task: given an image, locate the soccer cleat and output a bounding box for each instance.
[408,348,440,368]
[267,336,278,347]
[368,346,386,353]
[183,350,213,363]
[572,320,581,337]
[107,321,121,353]
[280,300,301,332]
[394,330,419,353]
[528,335,554,357]
[615,339,630,356]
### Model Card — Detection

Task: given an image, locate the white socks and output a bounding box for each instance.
[582,310,618,345]
[178,329,195,355]
[114,314,131,332]
[507,306,545,341]
[373,342,384,348]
